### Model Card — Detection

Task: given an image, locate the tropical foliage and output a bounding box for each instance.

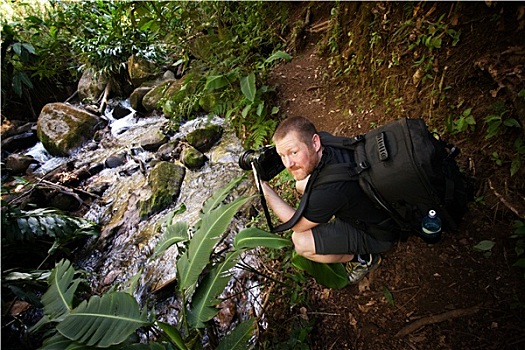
[30,176,292,349]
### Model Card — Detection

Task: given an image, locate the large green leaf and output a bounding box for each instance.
[291,253,349,289]
[56,292,149,347]
[187,251,241,328]
[151,221,189,259]
[240,73,256,102]
[263,50,292,64]
[205,75,229,91]
[234,227,292,250]
[3,207,98,243]
[156,322,188,350]
[200,175,245,216]
[216,318,255,350]
[177,196,251,294]
[39,332,91,350]
[41,259,81,322]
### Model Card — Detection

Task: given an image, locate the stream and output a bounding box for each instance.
[24,100,266,337]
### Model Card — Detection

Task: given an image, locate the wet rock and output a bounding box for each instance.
[1,132,38,152]
[181,146,207,169]
[157,140,181,161]
[138,161,185,218]
[186,124,224,152]
[37,102,101,156]
[139,129,169,151]
[105,151,128,168]
[86,181,111,196]
[111,104,133,119]
[142,80,177,112]
[48,192,82,212]
[127,54,158,88]
[129,86,152,112]
[5,154,37,175]
[78,68,109,102]
[88,162,104,176]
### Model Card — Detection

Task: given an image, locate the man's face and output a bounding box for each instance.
[275,131,320,181]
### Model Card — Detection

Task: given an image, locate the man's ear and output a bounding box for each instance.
[312,133,321,152]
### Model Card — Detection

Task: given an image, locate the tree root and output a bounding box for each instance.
[396,306,480,337]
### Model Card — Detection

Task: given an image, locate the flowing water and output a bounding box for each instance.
[25,100,266,335]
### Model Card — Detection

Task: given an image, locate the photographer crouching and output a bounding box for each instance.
[240,116,399,284]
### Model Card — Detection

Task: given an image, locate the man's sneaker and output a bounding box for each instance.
[345,254,382,284]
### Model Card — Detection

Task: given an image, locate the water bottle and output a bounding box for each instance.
[421,210,442,245]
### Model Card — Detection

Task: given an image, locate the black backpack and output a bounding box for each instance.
[272,118,472,240]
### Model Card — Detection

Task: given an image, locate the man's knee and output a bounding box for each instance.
[292,230,315,257]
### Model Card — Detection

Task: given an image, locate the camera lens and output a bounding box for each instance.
[238,150,256,170]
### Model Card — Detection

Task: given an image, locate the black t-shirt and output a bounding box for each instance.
[302,146,392,227]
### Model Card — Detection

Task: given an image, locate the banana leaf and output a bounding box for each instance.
[177,196,251,295]
[187,251,241,328]
[39,259,81,324]
[216,318,255,350]
[39,332,93,349]
[56,292,149,347]
[151,221,189,259]
[199,175,245,216]
[156,321,188,350]
[291,253,349,289]
[233,227,292,250]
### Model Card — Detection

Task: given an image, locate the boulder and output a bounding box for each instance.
[142,80,177,112]
[181,146,207,169]
[139,128,169,151]
[186,124,223,152]
[129,86,152,112]
[36,103,101,156]
[138,161,185,218]
[78,68,109,102]
[127,55,158,87]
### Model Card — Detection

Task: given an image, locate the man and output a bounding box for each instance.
[259,116,398,284]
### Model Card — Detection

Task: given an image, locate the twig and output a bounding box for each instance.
[64,90,78,103]
[488,178,525,219]
[39,179,84,206]
[396,306,480,337]
[40,179,99,199]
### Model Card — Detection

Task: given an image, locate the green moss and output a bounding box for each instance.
[139,161,186,219]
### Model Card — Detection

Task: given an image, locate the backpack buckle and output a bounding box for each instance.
[359,161,370,170]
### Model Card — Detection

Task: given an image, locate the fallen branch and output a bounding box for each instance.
[396,306,480,337]
[98,80,112,115]
[488,178,525,220]
[309,20,330,33]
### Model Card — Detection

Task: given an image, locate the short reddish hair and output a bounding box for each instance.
[273,116,318,145]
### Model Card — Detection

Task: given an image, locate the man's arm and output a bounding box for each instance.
[260,181,318,233]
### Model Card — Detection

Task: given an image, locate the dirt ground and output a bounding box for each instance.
[263,3,525,350]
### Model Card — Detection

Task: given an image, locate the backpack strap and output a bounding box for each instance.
[272,131,375,233]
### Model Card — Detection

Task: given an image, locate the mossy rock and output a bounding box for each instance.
[142,80,178,112]
[138,161,185,218]
[36,102,101,156]
[181,146,207,169]
[186,124,224,152]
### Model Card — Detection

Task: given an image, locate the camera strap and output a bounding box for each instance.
[270,165,322,233]
[252,163,276,231]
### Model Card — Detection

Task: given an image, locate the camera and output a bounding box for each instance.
[238,146,285,181]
